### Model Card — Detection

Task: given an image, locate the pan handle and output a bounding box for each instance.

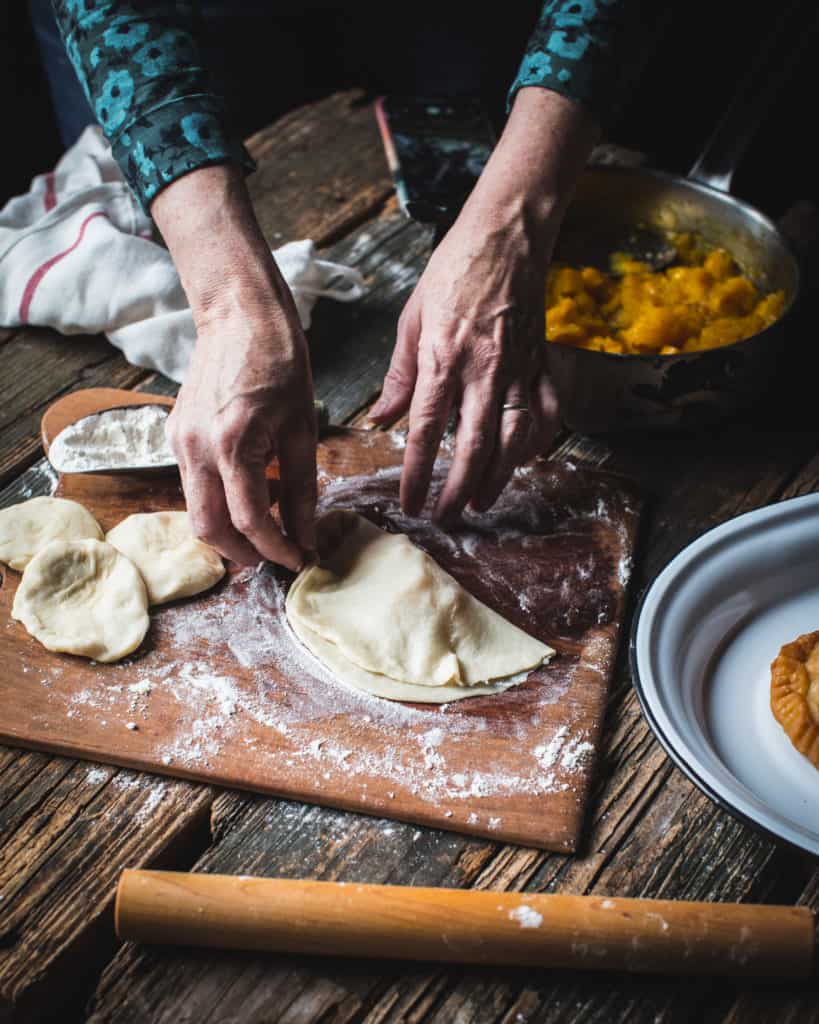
[687,1,818,193]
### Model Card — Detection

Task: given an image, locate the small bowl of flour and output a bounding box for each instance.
[48,404,178,475]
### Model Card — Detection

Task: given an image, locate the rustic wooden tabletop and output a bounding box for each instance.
[1,90,817,1024]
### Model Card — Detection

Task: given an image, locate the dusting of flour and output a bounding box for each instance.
[54,451,635,833]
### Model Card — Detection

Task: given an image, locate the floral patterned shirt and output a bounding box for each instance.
[53,0,653,214]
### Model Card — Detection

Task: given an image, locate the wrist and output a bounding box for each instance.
[468,87,600,228]
[151,163,286,322]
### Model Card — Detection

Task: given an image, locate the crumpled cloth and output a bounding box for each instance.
[0,126,366,383]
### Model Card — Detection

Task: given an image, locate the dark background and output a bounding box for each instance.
[1,1,815,221]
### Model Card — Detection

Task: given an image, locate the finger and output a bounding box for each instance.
[434,380,499,523]
[524,369,560,460]
[472,380,532,512]
[400,351,455,516]
[369,298,421,425]
[278,413,318,557]
[183,464,264,567]
[221,461,304,572]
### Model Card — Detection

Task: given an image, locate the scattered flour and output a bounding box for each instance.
[48,454,632,833]
[509,905,544,929]
[48,404,175,473]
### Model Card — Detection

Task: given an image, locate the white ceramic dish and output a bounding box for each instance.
[631,493,819,856]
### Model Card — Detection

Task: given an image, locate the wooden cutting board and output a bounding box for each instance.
[0,407,641,852]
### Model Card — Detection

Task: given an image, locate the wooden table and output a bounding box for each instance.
[1,91,817,1024]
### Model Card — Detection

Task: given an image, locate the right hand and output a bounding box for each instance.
[154,164,317,571]
[166,283,317,571]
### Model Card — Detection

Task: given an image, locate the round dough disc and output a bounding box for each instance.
[105,511,225,605]
[11,539,149,662]
[0,496,103,571]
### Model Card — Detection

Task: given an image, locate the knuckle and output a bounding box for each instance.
[409,413,443,447]
[383,362,412,391]
[172,423,201,457]
[189,514,220,547]
[231,508,264,537]
[417,374,451,411]
[464,428,491,456]
[418,341,453,382]
[212,422,243,461]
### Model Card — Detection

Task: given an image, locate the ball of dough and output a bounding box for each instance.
[105,511,225,605]
[11,539,149,663]
[0,496,103,571]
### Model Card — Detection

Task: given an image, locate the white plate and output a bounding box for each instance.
[631,493,819,856]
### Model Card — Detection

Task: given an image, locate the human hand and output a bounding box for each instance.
[369,89,598,521]
[154,165,316,570]
[369,205,558,521]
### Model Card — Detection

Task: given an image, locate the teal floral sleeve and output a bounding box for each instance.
[508,0,666,126]
[52,0,255,212]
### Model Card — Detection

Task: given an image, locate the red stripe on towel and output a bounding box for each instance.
[18,211,107,324]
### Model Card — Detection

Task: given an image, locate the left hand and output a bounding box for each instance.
[368,87,599,522]
[369,203,559,521]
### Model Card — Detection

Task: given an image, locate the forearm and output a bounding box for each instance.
[52,0,254,211]
[470,88,598,222]
[152,164,280,320]
[456,88,598,268]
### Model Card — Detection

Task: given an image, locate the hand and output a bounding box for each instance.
[153,165,316,570]
[369,88,599,521]
[371,208,556,521]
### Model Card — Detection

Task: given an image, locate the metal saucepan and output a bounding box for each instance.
[544,11,809,434]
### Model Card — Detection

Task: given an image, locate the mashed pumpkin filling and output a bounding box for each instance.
[545,234,785,356]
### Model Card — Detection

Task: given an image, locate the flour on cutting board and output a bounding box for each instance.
[54,456,634,819]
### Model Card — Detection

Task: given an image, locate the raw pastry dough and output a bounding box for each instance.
[106,511,224,605]
[770,631,819,768]
[286,511,554,702]
[12,539,149,662]
[0,496,102,571]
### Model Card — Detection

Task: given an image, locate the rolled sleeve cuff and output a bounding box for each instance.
[112,94,256,212]
[506,51,628,129]
[506,2,666,130]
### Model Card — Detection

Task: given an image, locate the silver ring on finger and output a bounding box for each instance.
[501,403,530,414]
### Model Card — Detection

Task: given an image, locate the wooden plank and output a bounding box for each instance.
[245,89,393,249]
[0,327,21,348]
[0,328,147,490]
[84,418,819,1024]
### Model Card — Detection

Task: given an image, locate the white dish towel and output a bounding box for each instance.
[0,126,367,383]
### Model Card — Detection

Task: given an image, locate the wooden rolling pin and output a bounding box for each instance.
[116,871,815,978]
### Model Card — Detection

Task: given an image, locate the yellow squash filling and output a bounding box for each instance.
[545,234,785,356]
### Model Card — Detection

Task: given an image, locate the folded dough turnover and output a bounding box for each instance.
[286,511,554,701]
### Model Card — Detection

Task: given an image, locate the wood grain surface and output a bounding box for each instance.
[0,428,640,852]
[2,87,818,1024]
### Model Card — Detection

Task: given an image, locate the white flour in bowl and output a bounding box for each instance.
[48,405,175,472]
